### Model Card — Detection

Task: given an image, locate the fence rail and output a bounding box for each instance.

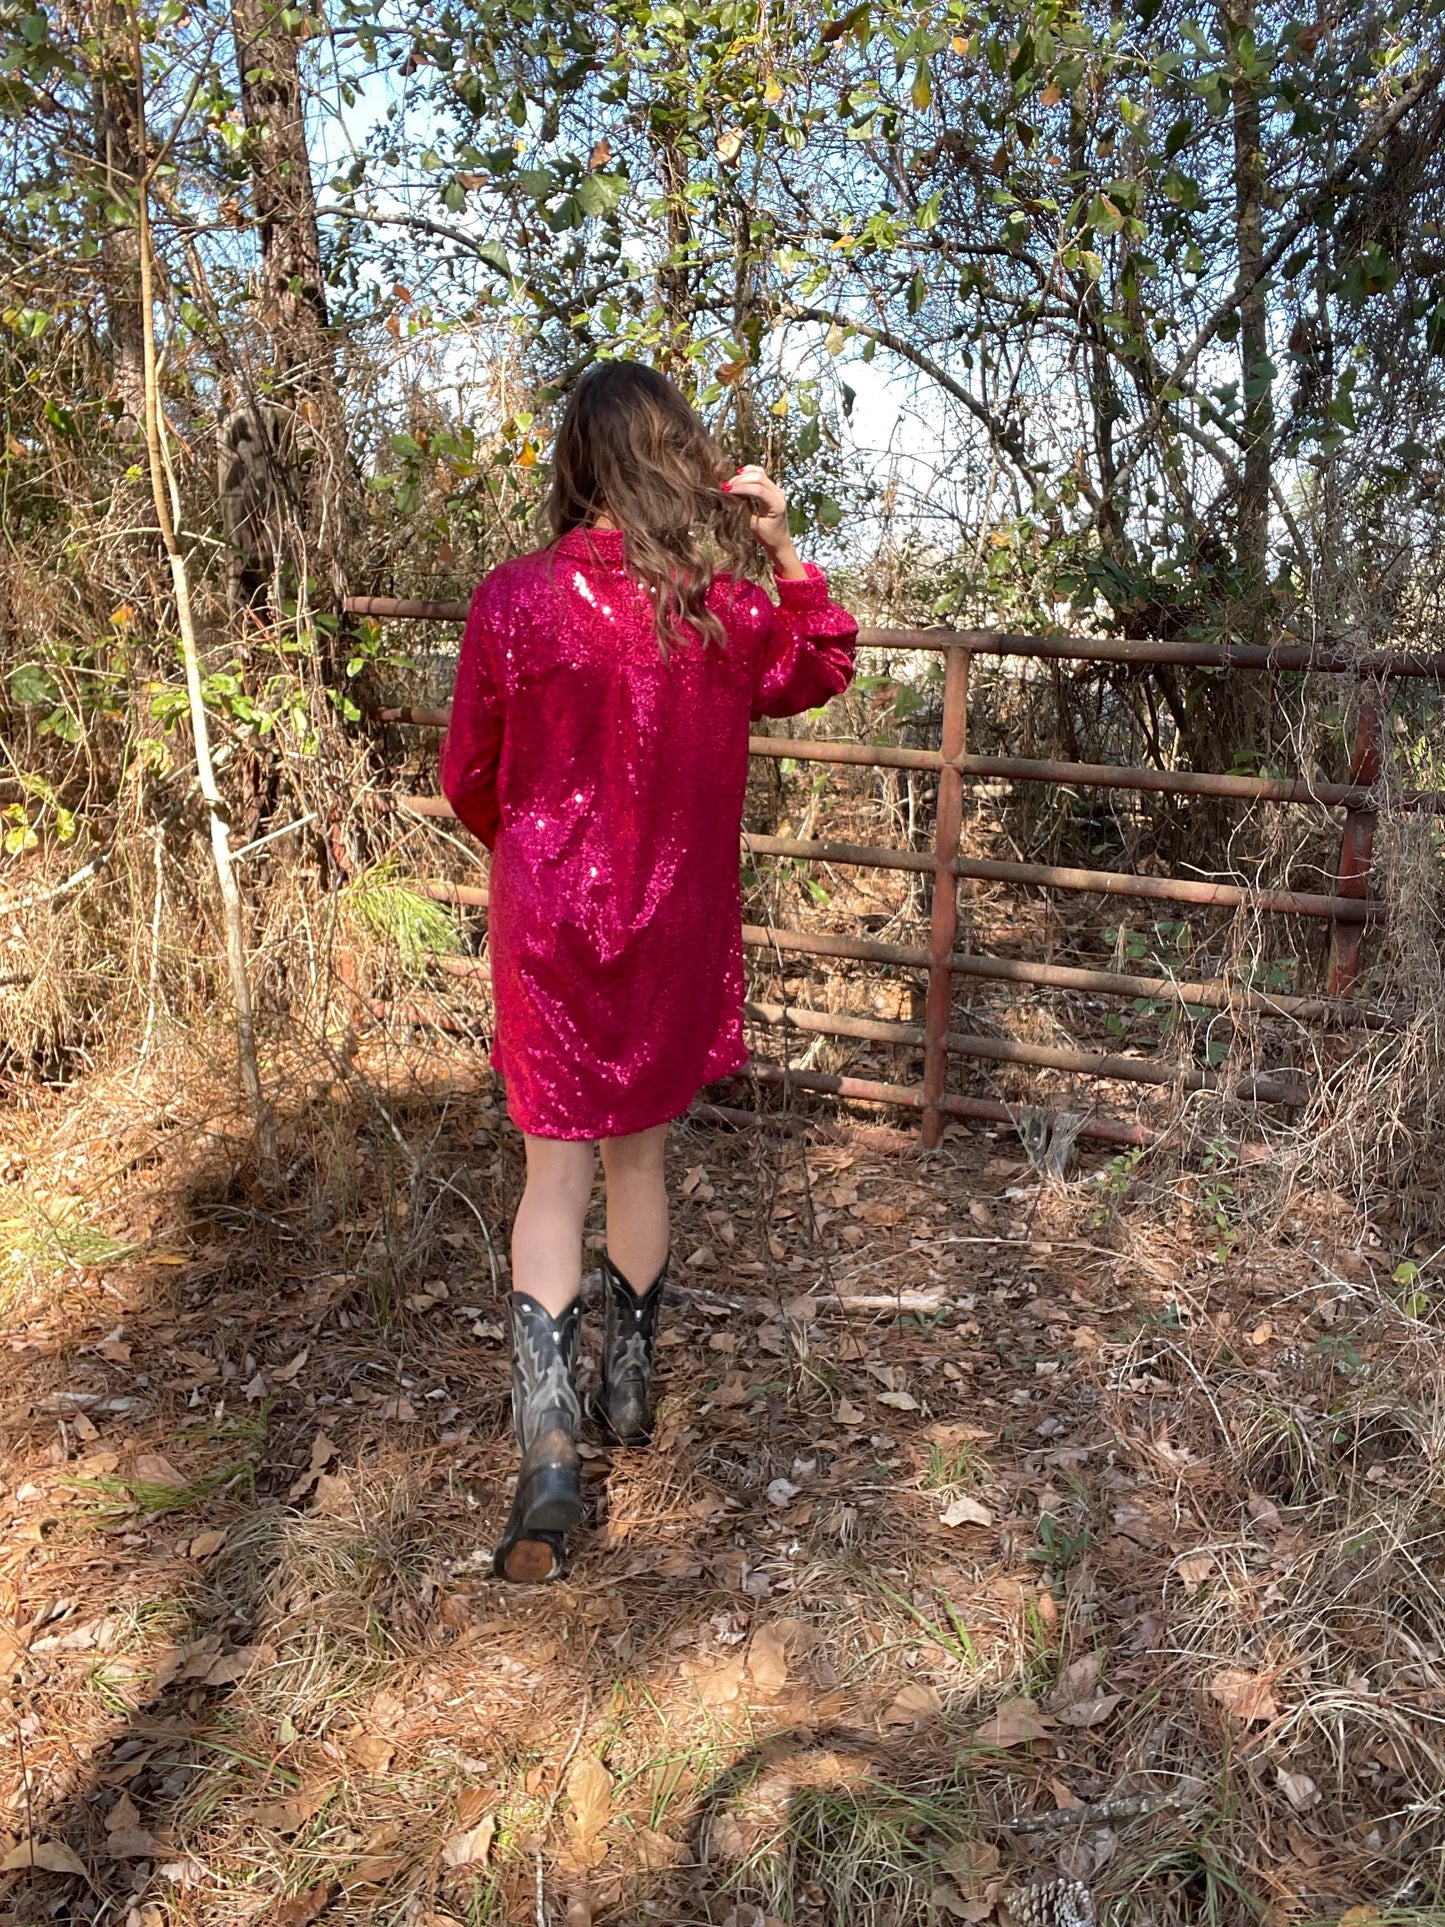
[349,597,1445,1149]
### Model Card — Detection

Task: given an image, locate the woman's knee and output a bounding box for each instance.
[522,1136,597,1211]
[599,1123,668,1182]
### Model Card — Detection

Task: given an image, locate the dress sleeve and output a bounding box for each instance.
[439,586,506,850]
[751,563,858,720]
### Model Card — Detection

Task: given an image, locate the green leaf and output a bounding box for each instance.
[9,664,56,707]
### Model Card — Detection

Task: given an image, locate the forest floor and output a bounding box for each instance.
[0,1031,1441,1927]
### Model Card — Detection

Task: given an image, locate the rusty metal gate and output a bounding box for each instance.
[347,595,1445,1151]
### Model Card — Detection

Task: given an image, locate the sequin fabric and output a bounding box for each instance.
[439,527,857,1139]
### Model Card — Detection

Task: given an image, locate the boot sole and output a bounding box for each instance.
[498,1535,565,1584]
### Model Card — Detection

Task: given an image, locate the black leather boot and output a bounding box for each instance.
[493,1293,582,1583]
[591,1254,667,1446]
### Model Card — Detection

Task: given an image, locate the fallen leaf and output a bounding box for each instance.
[765,1478,799,1507]
[273,1883,332,1927]
[691,1653,746,1706]
[634,1826,682,1868]
[1277,1768,1319,1810]
[252,1782,334,1833]
[708,1811,747,1858]
[1247,1491,1283,1533]
[1059,1825,1117,1881]
[75,1452,119,1477]
[877,1389,919,1411]
[1049,1654,1100,1708]
[0,1840,87,1876]
[454,1786,492,1827]
[98,1339,132,1365]
[851,1200,907,1225]
[272,1350,308,1383]
[974,1696,1055,1747]
[105,1793,141,1834]
[940,1838,1001,1897]
[441,1815,495,1868]
[288,1432,337,1501]
[132,1453,185,1490]
[1049,1775,1084,1811]
[882,1681,943,1725]
[72,1411,99,1442]
[1177,1551,1215,1593]
[939,1495,992,1529]
[1209,1667,1279,1725]
[748,1625,789,1699]
[243,1371,268,1401]
[189,1529,227,1561]
[567,1753,612,1843]
[349,1734,395,1775]
[312,1471,354,1515]
[106,1827,158,1859]
[835,1398,865,1426]
[378,1398,417,1422]
[202,1644,270,1687]
[1054,1691,1122,1729]
[932,1885,990,1923]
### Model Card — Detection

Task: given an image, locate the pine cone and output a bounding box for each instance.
[1003,1879,1097,1927]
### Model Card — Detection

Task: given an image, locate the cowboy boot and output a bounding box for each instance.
[591,1254,667,1446]
[493,1293,582,1583]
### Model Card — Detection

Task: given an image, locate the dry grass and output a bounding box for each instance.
[2,587,1442,1927]
[0,1016,1440,1926]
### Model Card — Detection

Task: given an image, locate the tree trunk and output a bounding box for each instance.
[90,0,146,428]
[230,0,331,386]
[1222,0,1273,638]
[227,0,351,666]
[653,120,694,371]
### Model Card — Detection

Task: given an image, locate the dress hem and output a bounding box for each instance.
[503,1043,750,1141]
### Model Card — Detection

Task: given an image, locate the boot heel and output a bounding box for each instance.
[495,1529,567,1585]
[520,1459,581,1534]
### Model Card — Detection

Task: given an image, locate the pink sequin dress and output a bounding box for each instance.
[439,526,858,1139]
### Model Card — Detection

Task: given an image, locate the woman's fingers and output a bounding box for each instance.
[723,467,785,510]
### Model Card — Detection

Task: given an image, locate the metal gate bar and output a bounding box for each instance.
[414,884,1395,1027]
[352,600,1445,1147]
[397,797,1388,921]
[346,600,1445,677]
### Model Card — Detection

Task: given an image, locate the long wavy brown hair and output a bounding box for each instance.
[544,361,759,649]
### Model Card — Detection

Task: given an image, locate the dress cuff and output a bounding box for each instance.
[774,561,829,609]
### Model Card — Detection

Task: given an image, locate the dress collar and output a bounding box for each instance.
[554,525,627,565]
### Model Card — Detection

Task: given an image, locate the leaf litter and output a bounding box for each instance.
[0,1039,1439,1923]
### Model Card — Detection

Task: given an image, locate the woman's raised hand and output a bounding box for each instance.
[722,465,807,578]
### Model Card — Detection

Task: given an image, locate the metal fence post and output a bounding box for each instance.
[921,644,969,1148]
[1327,680,1384,997]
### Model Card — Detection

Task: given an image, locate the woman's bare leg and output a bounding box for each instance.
[511,1135,597,1316]
[599,1122,670,1289]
